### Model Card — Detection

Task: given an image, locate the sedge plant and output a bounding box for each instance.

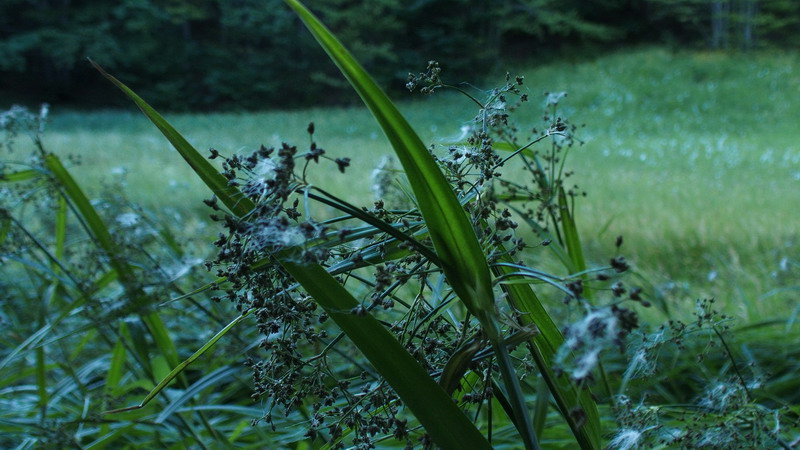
[90,1,619,447]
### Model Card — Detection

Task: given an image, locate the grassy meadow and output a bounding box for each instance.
[38,47,799,322]
[4,38,800,447]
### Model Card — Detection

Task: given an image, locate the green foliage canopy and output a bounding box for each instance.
[1,0,798,109]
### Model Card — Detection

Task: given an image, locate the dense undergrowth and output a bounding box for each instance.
[2,2,799,448]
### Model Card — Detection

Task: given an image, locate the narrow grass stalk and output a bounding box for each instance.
[282,0,496,324]
[43,153,183,389]
[558,187,612,401]
[495,257,602,448]
[104,310,252,414]
[90,59,254,218]
[492,339,541,450]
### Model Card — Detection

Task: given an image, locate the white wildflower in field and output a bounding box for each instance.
[38,103,49,132]
[116,212,140,227]
[253,158,277,179]
[572,348,602,380]
[557,308,621,381]
[698,381,746,412]
[248,218,305,252]
[623,348,653,380]
[694,428,734,448]
[608,428,643,450]
[163,258,204,281]
[455,124,471,141]
[546,91,567,105]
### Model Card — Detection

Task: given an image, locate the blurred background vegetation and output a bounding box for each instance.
[2,0,800,110]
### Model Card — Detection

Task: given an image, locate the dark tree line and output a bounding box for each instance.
[1,0,798,110]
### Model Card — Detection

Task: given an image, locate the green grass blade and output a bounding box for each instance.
[156,366,239,424]
[0,168,41,183]
[533,377,549,439]
[557,187,613,399]
[439,339,484,395]
[121,320,153,375]
[35,325,47,423]
[0,212,8,246]
[558,187,586,273]
[141,313,179,373]
[0,323,52,371]
[308,187,439,263]
[508,204,576,272]
[54,195,67,264]
[35,197,67,423]
[283,0,494,326]
[105,311,252,414]
[40,194,68,422]
[495,260,601,449]
[281,260,490,449]
[43,154,119,270]
[43,154,180,369]
[89,269,118,294]
[85,425,134,449]
[89,59,254,218]
[105,330,127,398]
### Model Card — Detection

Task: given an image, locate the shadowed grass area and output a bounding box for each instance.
[26,47,800,322]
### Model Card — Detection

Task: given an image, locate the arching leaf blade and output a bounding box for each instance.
[495,259,602,448]
[282,0,494,325]
[89,59,254,218]
[282,260,491,449]
[43,154,180,370]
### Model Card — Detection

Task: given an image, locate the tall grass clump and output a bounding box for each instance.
[0,106,281,446]
[3,1,799,448]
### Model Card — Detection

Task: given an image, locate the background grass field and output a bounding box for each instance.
[31,47,800,324]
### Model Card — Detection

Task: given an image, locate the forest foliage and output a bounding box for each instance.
[2,0,799,110]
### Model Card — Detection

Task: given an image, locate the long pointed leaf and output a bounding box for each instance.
[105,311,252,414]
[91,67,486,444]
[0,168,40,183]
[557,187,613,399]
[558,187,586,274]
[508,204,576,272]
[43,154,180,369]
[495,259,602,448]
[156,366,239,424]
[283,0,495,327]
[89,60,254,218]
